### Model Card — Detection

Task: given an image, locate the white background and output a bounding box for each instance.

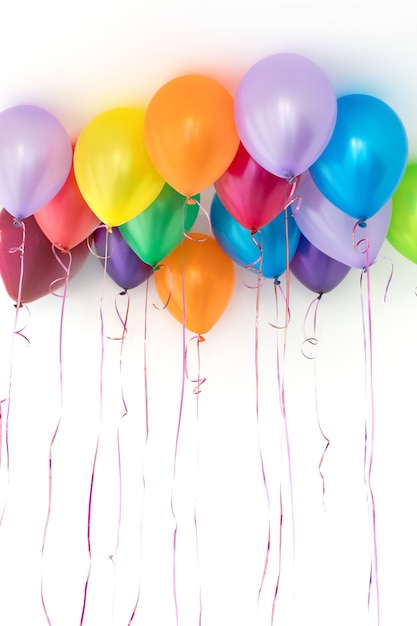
[1,2,417,625]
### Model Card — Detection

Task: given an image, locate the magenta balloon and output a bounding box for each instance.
[0,105,72,219]
[294,171,392,269]
[290,233,351,295]
[234,53,337,179]
[214,142,300,231]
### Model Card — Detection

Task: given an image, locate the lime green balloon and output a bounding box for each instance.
[119,184,199,267]
[387,162,417,264]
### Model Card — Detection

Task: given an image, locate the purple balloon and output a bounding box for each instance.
[94,226,153,290]
[290,234,351,295]
[0,105,73,220]
[294,171,392,269]
[234,53,337,179]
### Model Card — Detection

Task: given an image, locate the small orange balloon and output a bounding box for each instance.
[144,74,240,198]
[154,234,235,336]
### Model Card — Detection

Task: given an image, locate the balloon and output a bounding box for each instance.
[309,94,408,220]
[210,193,300,280]
[294,171,392,269]
[290,233,351,295]
[214,142,300,231]
[34,155,101,251]
[386,162,417,264]
[153,234,235,335]
[0,105,73,220]
[234,53,337,179]
[119,184,199,268]
[0,209,89,304]
[144,74,240,197]
[93,226,153,291]
[73,107,164,227]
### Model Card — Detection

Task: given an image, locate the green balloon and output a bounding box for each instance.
[119,184,199,267]
[387,162,417,264]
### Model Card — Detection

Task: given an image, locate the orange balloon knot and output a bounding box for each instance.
[198,334,205,343]
[185,196,197,205]
[53,243,70,253]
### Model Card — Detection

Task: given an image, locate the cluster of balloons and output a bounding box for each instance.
[0,52,414,333]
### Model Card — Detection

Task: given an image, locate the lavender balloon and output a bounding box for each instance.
[234,53,337,179]
[294,171,392,269]
[290,233,351,295]
[94,226,153,290]
[0,105,73,219]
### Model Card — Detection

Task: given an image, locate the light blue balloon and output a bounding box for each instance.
[309,94,408,220]
[210,193,300,280]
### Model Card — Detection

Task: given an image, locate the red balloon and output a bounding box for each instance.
[34,157,100,251]
[214,142,300,231]
[0,209,89,303]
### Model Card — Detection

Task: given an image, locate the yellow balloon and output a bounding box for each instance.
[73,107,164,227]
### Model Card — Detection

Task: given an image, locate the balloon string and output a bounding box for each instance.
[301,294,330,508]
[170,236,188,626]
[243,237,271,616]
[106,289,131,622]
[185,333,204,626]
[128,276,151,625]
[358,225,380,626]
[183,198,212,241]
[285,176,302,217]
[0,218,27,528]
[271,210,295,625]
[80,227,110,625]
[41,247,73,625]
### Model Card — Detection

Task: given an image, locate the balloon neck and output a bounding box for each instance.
[358,220,367,229]
[198,334,205,343]
[286,174,297,185]
[106,225,113,233]
[53,243,70,253]
[274,277,281,286]
[186,196,197,205]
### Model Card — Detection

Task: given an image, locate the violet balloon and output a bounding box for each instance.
[290,233,351,295]
[0,105,73,220]
[234,53,337,179]
[294,171,392,269]
[93,226,153,291]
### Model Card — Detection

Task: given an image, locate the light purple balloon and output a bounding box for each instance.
[234,53,337,179]
[294,171,392,269]
[290,233,351,295]
[0,105,73,219]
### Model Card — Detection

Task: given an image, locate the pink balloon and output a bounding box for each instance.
[214,142,300,231]
[294,171,392,269]
[0,105,72,220]
[234,53,337,179]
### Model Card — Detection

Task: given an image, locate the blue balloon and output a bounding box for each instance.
[210,193,300,280]
[309,94,408,220]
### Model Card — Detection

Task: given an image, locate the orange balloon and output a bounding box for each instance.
[154,234,235,336]
[144,74,240,198]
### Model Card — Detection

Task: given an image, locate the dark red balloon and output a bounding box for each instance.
[0,209,89,303]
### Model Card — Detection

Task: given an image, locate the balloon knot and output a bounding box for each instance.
[358,220,367,229]
[286,174,297,185]
[198,334,205,343]
[53,243,70,253]
[250,228,259,236]
[274,277,281,286]
[186,196,197,205]
[106,225,113,233]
